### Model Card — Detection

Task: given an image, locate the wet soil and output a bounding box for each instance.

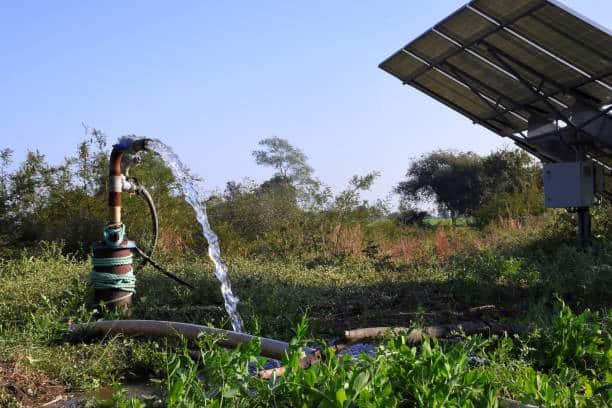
[0,362,157,407]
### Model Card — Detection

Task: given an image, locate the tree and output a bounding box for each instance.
[395,150,484,223]
[252,137,313,184]
[74,128,108,195]
[478,149,543,223]
[395,148,544,225]
[392,202,429,226]
[252,137,327,209]
[332,171,381,222]
[482,149,540,196]
[0,149,14,246]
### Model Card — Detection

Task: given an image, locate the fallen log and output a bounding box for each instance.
[342,320,532,345]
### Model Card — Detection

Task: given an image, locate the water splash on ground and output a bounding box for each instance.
[147,139,245,333]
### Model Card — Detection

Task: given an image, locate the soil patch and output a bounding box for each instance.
[0,361,66,407]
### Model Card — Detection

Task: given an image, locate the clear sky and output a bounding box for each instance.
[1,1,610,208]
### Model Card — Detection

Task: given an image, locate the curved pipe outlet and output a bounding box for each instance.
[108,137,151,224]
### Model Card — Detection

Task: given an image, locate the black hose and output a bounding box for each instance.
[135,184,158,271]
[133,246,195,289]
[130,182,194,289]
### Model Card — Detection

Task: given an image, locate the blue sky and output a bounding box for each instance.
[1,1,610,208]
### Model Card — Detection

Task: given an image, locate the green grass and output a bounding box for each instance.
[1,235,611,406]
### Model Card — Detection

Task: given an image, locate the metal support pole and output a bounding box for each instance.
[577,207,592,247]
[574,142,592,247]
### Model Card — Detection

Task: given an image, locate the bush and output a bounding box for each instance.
[535,300,612,377]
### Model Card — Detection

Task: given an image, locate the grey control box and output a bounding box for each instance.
[543,161,596,208]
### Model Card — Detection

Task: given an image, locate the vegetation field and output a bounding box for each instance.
[1,214,611,407]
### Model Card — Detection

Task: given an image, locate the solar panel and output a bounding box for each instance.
[380,0,612,174]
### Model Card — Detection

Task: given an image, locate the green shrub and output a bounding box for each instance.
[535,300,611,377]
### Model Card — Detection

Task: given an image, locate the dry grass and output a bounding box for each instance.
[377,216,552,265]
[156,225,192,253]
[321,223,365,257]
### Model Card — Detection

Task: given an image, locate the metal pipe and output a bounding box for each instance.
[577,207,592,247]
[108,147,123,224]
[107,137,151,225]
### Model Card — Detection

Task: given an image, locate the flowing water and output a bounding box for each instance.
[146,139,245,333]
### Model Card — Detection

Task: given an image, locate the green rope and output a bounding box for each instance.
[91,255,133,267]
[91,269,136,293]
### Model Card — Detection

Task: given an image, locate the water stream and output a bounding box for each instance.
[147,139,245,333]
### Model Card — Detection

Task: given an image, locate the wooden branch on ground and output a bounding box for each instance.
[342,320,532,345]
[257,351,322,380]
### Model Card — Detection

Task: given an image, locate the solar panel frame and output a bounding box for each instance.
[439,34,534,103]
[379,1,549,84]
[379,0,612,170]
[381,51,426,81]
[511,13,612,76]
[545,0,612,57]
[480,30,587,85]
[414,69,497,119]
[471,0,544,24]
[434,7,494,43]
